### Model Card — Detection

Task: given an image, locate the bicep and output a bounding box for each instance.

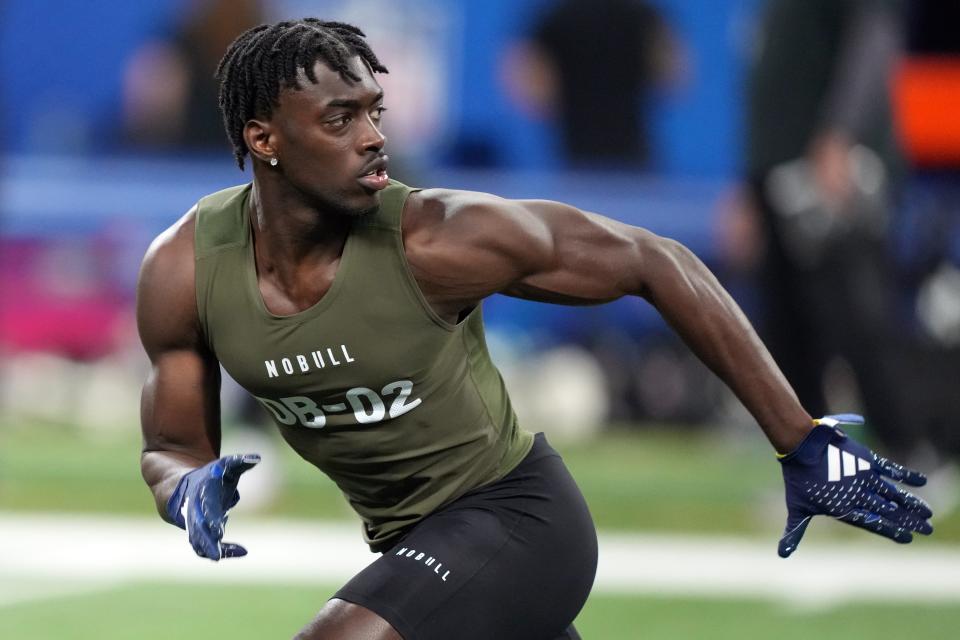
[504,200,654,304]
[136,213,221,463]
[406,191,661,311]
[138,344,221,520]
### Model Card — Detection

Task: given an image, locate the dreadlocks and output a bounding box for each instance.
[215,18,388,169]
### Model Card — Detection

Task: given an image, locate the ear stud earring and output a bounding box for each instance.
[269,157,278,167]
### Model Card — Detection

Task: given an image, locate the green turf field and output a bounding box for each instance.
[2,417,958,540]
[2,417,958,639]
[1,581,958,639]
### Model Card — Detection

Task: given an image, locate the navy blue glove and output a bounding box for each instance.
[166,453,261,561]
[778,414,933,558]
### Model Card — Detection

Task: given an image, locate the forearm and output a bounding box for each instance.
[138,354,222,522]
[141,448,211,523]
[640,238,811,452]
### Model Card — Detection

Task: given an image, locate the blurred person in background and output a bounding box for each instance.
[741,0,920,460]
[505,0,684,169]
[502,0,688,423]
[121,0,269,151]
[894,0,960,462]
[138,18,932,640]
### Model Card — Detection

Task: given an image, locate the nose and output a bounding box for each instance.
[359,115,386,153]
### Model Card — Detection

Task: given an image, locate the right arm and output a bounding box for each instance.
[137,207,222,523]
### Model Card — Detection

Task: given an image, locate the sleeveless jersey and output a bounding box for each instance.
[193,181,534,550]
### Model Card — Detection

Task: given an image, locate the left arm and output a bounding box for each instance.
[508,200,813,453]
[405,192,810,452]
[405,191,932,554]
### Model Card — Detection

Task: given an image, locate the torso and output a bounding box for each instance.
[191,181,534,550]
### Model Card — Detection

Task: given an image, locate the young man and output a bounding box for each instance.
[137,19,933,640]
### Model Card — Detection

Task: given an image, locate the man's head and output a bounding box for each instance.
[217,18,387,169]
[217,19,391,216]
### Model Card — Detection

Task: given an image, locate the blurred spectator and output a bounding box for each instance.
[894,0,960,460]
[121,0,268,151]
[504,0,685,169]
[740,0,920,457]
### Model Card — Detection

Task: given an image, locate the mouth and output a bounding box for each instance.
[357,155,390,191]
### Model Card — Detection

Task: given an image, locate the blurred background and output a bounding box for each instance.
[2,0,960,638]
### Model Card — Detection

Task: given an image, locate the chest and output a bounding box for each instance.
[256,260,340,316]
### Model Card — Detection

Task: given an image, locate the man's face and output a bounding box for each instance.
[267,56,389,216]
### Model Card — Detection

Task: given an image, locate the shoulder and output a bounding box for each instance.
[395,188,557,307]
[395,186,663,307]
[402,187,626,263]
[404,187,523,227]
[140,206,197,290]
[397,188,603,307]
[402,188,556,265]
[139,181,248,288]
[137,206,203,355]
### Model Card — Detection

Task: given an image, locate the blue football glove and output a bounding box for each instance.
[777,414,933,558]
[166,453,261,561]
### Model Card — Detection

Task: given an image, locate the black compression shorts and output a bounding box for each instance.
[334,433,598,640]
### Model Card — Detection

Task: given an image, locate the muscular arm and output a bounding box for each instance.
[404,191,811,453]
[137,207,222,522]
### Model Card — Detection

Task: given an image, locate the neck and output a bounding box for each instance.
[249,177,353,263]
[248,177,354,282]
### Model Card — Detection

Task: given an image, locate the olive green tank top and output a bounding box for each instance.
[194,181,534,550]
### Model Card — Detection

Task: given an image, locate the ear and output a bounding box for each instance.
[243,118,275,165]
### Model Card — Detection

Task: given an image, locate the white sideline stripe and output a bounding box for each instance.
[828,445,841,481]
[842,451,857,477]
[2,513,960,608]
[0,578,122,608]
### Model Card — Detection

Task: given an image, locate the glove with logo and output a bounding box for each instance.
[777,414,933,558]
[166,453,261,561]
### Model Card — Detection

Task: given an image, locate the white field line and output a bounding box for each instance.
[2,512,960,608]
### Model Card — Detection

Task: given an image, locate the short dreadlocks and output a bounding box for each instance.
[215,18,388,169]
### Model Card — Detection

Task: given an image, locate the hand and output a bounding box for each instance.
[777,414,933,558]
[809,129,855,212]
[166,453,261,561]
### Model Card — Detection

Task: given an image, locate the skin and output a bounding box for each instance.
[138,55,812,639]
[809,128,856,212]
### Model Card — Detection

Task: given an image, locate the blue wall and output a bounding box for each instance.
[1,0,188,152]
[1,0,757,176]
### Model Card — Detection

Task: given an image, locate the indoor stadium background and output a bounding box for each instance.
[2,0,959,637]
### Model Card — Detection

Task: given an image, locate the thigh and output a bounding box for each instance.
[335,435,598,640]
[294,599,401,640]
